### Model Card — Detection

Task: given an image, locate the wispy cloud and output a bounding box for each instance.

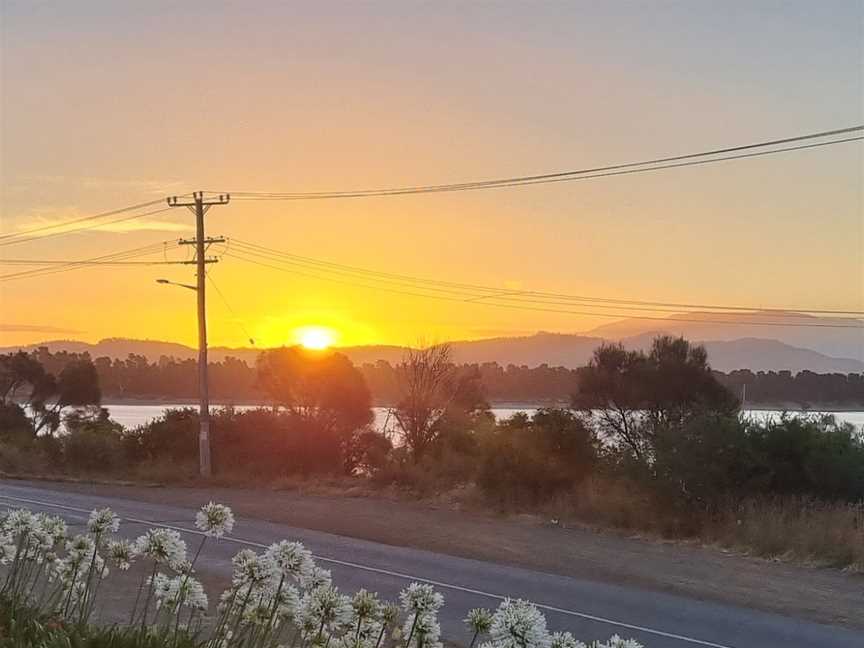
[5,175,189,196]
[0,323,85,334]
[7,207,191,235]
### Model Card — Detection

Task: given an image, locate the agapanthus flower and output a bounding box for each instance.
[0,534,16,564]
[66,534,96,562]
[399,583,444,615]
[403,610,442,648]
[550,632,585,648]
[195,502,235,538]
[107,538,137,570]
[300,565,332,591]
[466,608,494,635]
[150,572,172,607]
[4,509,40,536]
[242,602,274,627]
[272,584,301,621]
[595,637,643,648]
[231,549,276,587]
[87,507,120,536]
[265,540,315,582]
[38,515,67,545]
[135,528,187,567]
[352,588,382,620]
[297,585,353,635]
[488,599,550,648]
[156,574,209,612]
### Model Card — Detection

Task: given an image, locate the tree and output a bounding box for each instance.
[30,359,102,435]
[572,343,650,461]
[392,343,457,462]
[573,336,738,463]
[0,353,101,436]
[257,346,373,435]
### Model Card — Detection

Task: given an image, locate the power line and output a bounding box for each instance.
[0,259,192,266]
[229,239,864,318]
[0,198,166,241]
[214,126,863,200]
[221,247,863,329]
[206,270,256,346]
[0,207,176,248]
[0,242,177,281]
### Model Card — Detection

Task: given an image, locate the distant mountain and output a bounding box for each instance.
[3,328,863,373]
[586,311,864,362]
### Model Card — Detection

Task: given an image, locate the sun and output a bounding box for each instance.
[296,326,336,350]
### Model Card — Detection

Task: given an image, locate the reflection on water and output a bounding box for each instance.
[103,403,864,432]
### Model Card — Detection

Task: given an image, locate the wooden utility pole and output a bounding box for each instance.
[167,191,229,477]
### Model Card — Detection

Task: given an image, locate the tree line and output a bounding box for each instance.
[3,337,863,568]
[7,346,864,407]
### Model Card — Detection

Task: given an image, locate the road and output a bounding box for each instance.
[0,481,861,648]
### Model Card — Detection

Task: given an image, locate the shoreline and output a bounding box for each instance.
[98,398,864,413]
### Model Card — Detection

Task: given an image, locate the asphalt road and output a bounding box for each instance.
[1,481,861,648]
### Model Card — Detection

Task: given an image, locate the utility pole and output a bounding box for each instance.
[167,191,229,478]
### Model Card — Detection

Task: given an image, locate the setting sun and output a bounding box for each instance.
[295,326,336,350]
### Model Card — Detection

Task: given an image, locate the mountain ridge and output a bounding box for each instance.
[4,331,862,373]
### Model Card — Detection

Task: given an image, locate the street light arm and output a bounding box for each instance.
[155,278,198,291]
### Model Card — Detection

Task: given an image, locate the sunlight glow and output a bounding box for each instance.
[296,326,336,350]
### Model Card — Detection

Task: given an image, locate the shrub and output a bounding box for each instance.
[478,409,596,507]
[745,414,864,502]
[63,426,124,473]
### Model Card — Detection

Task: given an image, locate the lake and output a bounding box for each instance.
[103,403,864,432]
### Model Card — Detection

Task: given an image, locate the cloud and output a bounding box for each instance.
[7,175,189,196]
[0,323,85,334]
[8,207,191,235]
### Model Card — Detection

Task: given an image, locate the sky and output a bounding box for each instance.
[1,0,862,349]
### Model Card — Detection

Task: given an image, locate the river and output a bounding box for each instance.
[102,403,864,432]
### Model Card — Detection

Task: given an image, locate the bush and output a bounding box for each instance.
[746,414,864,502]
[478,409,596,507]
[0,403,34,447]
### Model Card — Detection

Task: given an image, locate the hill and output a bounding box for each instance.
[3,328,863,373]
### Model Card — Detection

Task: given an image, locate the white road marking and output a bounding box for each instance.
[0,490,734,648]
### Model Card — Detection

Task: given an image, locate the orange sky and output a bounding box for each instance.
[1,2,862,349]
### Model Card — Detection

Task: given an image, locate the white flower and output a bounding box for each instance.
[399,583,444,615]
[488,599,550,648]
[87,508,120,536]
[4,509,40,536]
[272,584,301,621]
[265,540,315,582]
[550,632,585,648]
[297,585,353,635]
[0,534,16,564]
[195,502,235,538]
[352,588,382,620]
[150,572,173,607]
[466,608,494,635]
[403,610,442,648]
[135,528,187,567]
[66,534,96,562]
[594,637,643,648]
[231,549,276,587]
[107,538,137,570]
[300,565,332,591]
[38,515,67,545]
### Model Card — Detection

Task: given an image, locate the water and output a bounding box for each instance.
[103,403,864,432]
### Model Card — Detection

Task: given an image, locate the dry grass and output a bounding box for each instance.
[704,497,864,570]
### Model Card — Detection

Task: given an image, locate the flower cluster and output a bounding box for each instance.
[399,583,444,648]
[1,501,645,648]
[134,528,187,568]
[195,501,235,538]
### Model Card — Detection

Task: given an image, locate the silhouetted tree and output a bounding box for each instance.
[574,336,738,463]
[392,343,456,462]
[257,346,373,435]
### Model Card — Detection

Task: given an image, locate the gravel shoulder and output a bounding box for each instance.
[11,478,864,629]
